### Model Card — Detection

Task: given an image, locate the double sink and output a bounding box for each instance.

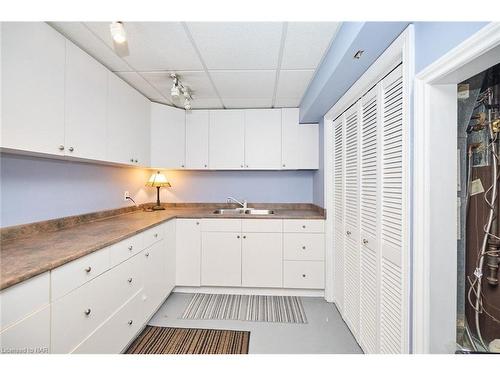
[212,208,275,215]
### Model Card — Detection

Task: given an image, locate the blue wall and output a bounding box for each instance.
[413,22,488,73]
[0,153,314,227]
[312,118,325,207]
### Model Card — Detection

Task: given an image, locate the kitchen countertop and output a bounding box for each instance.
[0,205,325,291]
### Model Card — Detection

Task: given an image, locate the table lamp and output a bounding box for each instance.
[146,171,171,210]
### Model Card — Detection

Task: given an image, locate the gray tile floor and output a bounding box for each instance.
[148,292,363,354]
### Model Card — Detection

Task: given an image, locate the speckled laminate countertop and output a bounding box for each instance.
[0,206,325,290]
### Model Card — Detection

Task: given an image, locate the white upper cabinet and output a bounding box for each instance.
[282,108,319,169]
[107,73,150,166]
[65,42,107,161]
[150,103,186,169]
[185,110,209,169]
[209,110,245,169]
[1,22,65,155]
[244,109,282,169]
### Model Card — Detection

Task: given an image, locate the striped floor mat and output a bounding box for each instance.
[125,326,250,354]
[181,294,307,324]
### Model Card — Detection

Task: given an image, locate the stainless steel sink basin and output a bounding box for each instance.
[212,208,275,215]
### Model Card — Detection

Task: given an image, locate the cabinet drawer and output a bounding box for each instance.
[242,219,282,233]
[283,219,324,233]
[51,247,110,301]
[0,306,50,354]
[72,290,144,354]
[284,233,325,261]
[201,218,241,232]
[112,252,144,309]
[0,272,50,331]
[142,225,164,249]
[51,266,118,353]
[109,234,143,267]
[283,261,324,289]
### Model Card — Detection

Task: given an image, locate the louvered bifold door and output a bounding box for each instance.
[343,103,361,337]
[333,116,345,312]
[359,86,381,354]
[379,64,408,354]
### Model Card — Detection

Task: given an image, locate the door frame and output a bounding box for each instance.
[412,22,500,353]
[323,26,414,351]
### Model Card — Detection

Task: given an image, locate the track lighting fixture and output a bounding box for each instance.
[110,22,127,44]
[170,73,180,98]
[170,73,193,110]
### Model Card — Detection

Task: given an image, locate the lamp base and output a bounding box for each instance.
[152,205,165,211]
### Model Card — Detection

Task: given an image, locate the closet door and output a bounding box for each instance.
[332,117,345,312]
[379,65,407,354]
[359,86,380,354]
[343,103,360,337]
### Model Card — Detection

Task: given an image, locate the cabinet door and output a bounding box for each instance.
[298,123,319,169]
[107,73,140,166]
[1,22,65,155]
[132,93,151,167]
[281,108,300,169]
[359,86,380,354]
[175,219,201,286]
[185,110,209,169]
[150,103,185,169]
[244,109,282,169]
[343,103,360,337]
[333,117,345,312]
[65,41,107,161]
[201,232,241,286]
[209,110,245,169]
[241,232,282,287]
[142,241,166,319]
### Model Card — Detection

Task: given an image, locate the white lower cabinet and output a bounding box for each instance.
[201,232,242,286]
[283,261,324,289]
[0,306,50,354]
[141,241,167,320]
[242,232,282,287]
[176,219,201,286]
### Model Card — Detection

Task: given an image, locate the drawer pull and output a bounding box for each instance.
[302,274,307,278]
[154,233,158,238]
[346,231,351,236]
[243,235,246,239]
[128,320,133,325]
[302,225,306,229]
[128,245,133,251]
[302,246,306,250]
[85,266,92,273]
[84,308,92,316]
[196,222,200,225]
[237,235,240,239]
[128,277,133,283]
[145,252,150,257]
[363,239,368,245]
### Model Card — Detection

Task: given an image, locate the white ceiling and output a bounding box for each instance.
[49,22,341,109]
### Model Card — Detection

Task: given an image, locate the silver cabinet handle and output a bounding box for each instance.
[302,225,306,229]
[240,165,244,168]
[302,274,307,278]
[181,164,185,168]
[130,158,134,162]
[128,277,133,283]
[302,246,306,250]
[59,145,65,151]
[154,233,158,238]
[363,239,368,245]
[128,320,133,325]
[282,164,286,167]
[128,245,133,251]
[204,164,207,168]
[346,231,351,236]
[145,252,150,257]
[237,235,240,239]
[245,165,249,168]
[243,235,246,239]
[85,266,92,273]
[84,308,91,316]
[196,221,200,225]
[68,146,74,152]
[134,159,138,163]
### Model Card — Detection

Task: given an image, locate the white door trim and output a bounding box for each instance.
[413,22,500,354]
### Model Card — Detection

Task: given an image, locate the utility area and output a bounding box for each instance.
[458,62,500,353]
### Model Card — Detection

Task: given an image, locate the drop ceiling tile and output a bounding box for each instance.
[281,22,341,69]
[210,70,276,99]
[186,22,283,70]
[49,22,130,72]
[276,69,315,99]
[274,97,302,108]
[223,98,273,109]
[84,22,203,71]
[115,72,170,103]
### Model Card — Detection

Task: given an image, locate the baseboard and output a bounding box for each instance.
[173,286,325,297]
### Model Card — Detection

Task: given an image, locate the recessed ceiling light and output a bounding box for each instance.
[354,50,364,59]
[110,22,127,44]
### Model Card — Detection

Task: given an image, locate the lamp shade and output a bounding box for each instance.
[146,171,171,188]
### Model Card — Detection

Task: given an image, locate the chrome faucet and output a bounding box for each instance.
[226,196,247,209]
